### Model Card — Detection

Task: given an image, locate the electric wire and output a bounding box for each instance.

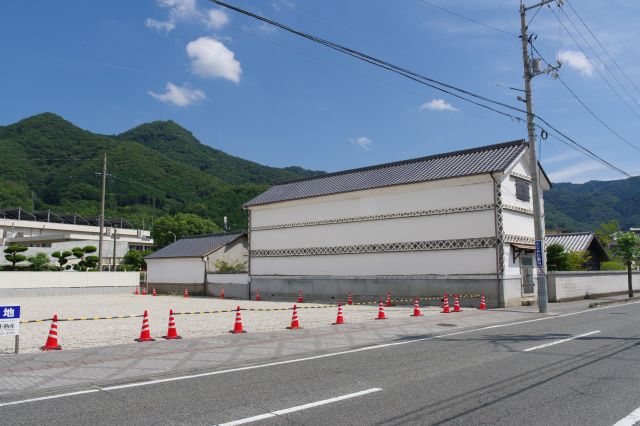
[417,0,515,36]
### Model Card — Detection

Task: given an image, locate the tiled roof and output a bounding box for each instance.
[145,232,245,259]
[245,140,527,207]
[546,232,595,252]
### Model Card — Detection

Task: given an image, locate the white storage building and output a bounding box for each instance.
[244,140,551,307]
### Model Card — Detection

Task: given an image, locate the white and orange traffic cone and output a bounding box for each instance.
[141,287,147,296]
[375,302,388,320]
[163,309,182,340]
[229,306,246,334]
[183,288,189,298]
[135,310,155,342]
[411,297,424,317]
[347,292,353,306]
[453,294,463,313]
[479,291,487,310]
[134,287,139,295]
[219,287,225,299]
[333,303,345,325]
[441,293,451,314]
[286,305,302,329]
[255,289,262,301]
[297,289,304,303]
[385,291,393,307]
[41,314,62,351]
[152,288,157,296]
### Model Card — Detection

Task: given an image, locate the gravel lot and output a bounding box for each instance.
[0,293,442,354]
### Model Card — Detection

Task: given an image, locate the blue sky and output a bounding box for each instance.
[1,0,639,183]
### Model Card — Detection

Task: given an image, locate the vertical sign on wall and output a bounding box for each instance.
[535,240,544,269]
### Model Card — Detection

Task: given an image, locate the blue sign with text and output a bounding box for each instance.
[0,306,20,319]
[535,240,544,268]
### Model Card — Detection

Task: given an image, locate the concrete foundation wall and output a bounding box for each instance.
[206,273,250,298]
[148,282,207,296]
[548,271,640,302]
[250,275,519,308]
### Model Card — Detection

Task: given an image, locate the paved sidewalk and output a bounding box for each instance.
[0,296,631,401]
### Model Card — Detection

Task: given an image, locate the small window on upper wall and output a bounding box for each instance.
[515,178,531,202]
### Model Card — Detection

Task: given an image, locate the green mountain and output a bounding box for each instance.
[0,113,323,230]
[545,176,640,231]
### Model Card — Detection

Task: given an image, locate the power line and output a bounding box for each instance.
[565,0,640,97]
[416,0,515,37]
[529,43,640,153]
[207,0,631,178]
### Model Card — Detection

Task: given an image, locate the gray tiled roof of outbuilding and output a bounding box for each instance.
[145,232,246,259]
[245,140,528,207]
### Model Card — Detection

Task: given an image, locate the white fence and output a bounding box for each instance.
[0,271,139,296]
[548,271,640,302]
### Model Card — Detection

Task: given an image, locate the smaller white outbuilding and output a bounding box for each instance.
[145,232,247,296]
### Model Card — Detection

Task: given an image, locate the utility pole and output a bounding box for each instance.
[520,0,563,313]
[97,153,107,271]
[112,228,117,272]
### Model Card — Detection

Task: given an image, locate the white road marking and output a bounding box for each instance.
[1,300,638,408]
[613,405,640,426]
[217,388,382,425]
[522,330,601,352]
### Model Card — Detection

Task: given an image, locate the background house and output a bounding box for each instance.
[145,232,248,296]
[546,232,610,270]
[245,140,551,307]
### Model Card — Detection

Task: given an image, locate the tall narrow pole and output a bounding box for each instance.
[112,228,117,272]
[98,153,107,271]
[520,1,549,313]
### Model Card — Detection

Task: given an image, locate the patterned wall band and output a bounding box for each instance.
[503,204,534,215]
[251,203,494,231]
[251,237,498,257]
[504,234,536,245]
[510,172,532,181]
[494,181,505,276]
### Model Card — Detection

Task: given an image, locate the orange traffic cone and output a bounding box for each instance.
[385,291,393,307]
[453,294,463,312]
[297,289,304,303]
[163,309,182,340]
[183,288,189,298]
[441,293,451,313]
[375,302,388,320]
[134,287,139,295]
[220,287,225,299]
[479,291,487,310]
[152,288,157,296]
[333,303,345,325]
[286,305,302,329]
[411,297,424,317]
[229,306,246,334]
[347,292,353,305]
[141,287,147,296]
[135,310,155,342]
[41,314,62,351]
[255,289,262,301]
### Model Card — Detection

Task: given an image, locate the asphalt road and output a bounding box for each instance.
[1,301,640,425]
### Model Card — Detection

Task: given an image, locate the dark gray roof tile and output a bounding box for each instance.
[145,232,246,259]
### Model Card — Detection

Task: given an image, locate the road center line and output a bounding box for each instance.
[613,405,640,426]
[523,330,601,352]
[1,300,638,408]
[217,388,382,425]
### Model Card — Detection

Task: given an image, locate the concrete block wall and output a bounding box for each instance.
[548,271,640,302]
[0,271,139,296]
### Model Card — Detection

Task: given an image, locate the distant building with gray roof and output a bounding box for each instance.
[546,232,610,270]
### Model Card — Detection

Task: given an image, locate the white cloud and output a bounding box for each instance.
[206,9,229,29]
[148,82,206,106]
[557,50,594,77]
[187,37,242,83]
[547,161,607,183]
[145,17,175,32]
[420,99,459,112]
[349,136,372,150]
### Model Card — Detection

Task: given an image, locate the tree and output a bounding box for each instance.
[71,246,86,271]
[614,232,640,298]
[596,220,619,250]
[28,252,50,271]
[51,250,72,270]
[566,250,592,271]
[122,249,153,271]
[151,213,221,249]
[213,259,248,273]
[4,244,28,270]
[546,244,569,271]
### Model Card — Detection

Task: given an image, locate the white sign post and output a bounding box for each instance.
[0,306,21,354]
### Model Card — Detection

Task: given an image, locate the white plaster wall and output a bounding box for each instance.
[549,271,640,301]
[502,210,534,239]
[250,176,494,228]
[0,271,139,288]
[206,238,249,271]
[147,258,205,284]
[251,249,497,276]
[251,210,496,249]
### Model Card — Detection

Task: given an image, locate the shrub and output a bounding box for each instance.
[600,260,626,271]
[213,259,247,273]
